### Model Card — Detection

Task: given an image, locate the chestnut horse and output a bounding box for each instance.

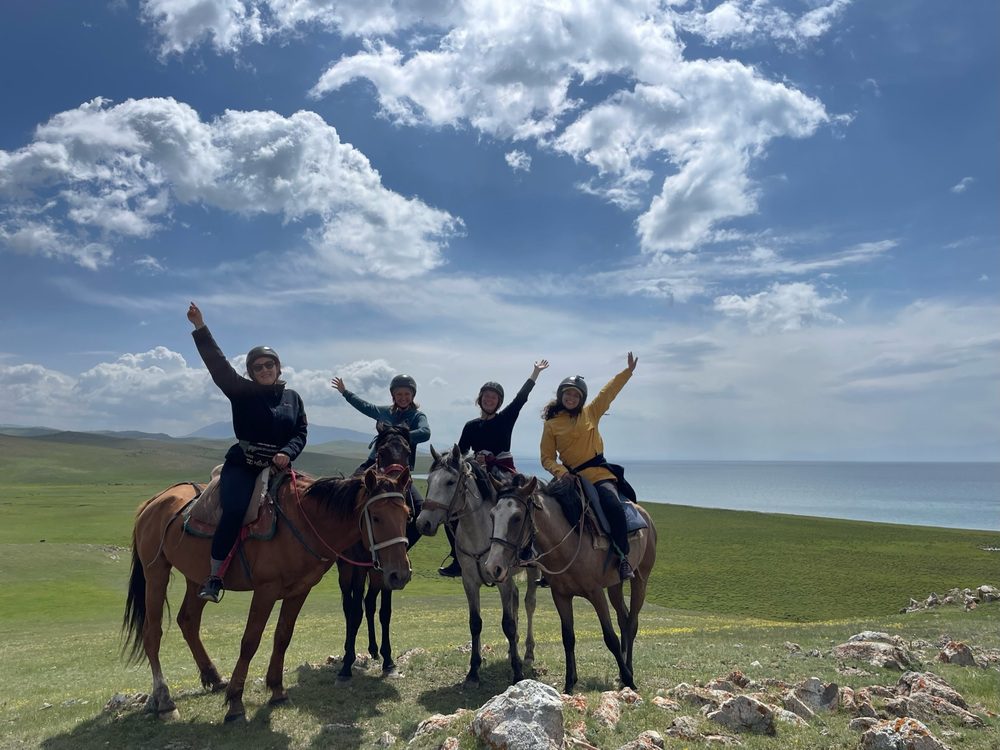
[416,445,538,688]
[122,466,412,722]
[483,475,656,694]
[335,422,419,681]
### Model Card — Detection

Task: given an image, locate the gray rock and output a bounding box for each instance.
[832,641,913,670]
[792,676,838,711]
[664,716,701,740]
[849,632,904,646]
[885,694,984,728]
[859,718,951,750]
[936,641,977,667]
[850,717,879,732]
[615,730,664,750]
[706,696,776,736]
[470,679,564,750]
[897,671,967,709]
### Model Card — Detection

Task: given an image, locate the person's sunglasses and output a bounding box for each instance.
[251,360,277,373]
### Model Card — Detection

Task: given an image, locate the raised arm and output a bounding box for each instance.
[585,352,637,420]
[332,377,387,421]
[188,302,246,397]
[501,359,549,419]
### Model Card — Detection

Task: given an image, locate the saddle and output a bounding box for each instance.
[182,464,278,541]
[556,476,647,551]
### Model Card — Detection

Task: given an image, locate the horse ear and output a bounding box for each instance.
[451,443,462,461]
[488,474,503,490]
[363,467,377,493]
[522,476,538,496]
[376,420,389,434]
[430,445,440,462]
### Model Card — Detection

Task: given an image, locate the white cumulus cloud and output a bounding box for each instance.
[713,281,845,333]
[0,97,460,276]
[505,150,532,172]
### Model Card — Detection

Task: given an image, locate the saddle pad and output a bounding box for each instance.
[183,465,276,540]
[586,501,648,551]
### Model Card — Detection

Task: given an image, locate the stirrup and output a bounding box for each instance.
[198,576,225,603]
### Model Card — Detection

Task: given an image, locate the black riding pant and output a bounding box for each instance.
[406,484,423,549]
[596,480,629,557]
[212,454,261,561]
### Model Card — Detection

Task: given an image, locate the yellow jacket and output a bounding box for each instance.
[540,368,632,485]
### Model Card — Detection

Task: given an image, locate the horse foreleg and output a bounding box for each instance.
[607,583,630,660]
[588,590,635,690]
[377,587,398,676]
[523,567,538,668]
[177,579,227,692]
[337,563,364,683]
[552,591,578,694]
[265,592,308,705]
[224,590,277,723]
[498,578,523,684]
[142,560,179,720]
[364,573,380,660]
[461,573,484,688]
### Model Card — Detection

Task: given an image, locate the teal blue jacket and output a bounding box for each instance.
[342,391,430,469]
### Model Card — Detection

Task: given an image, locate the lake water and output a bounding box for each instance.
[497,459,1000,532]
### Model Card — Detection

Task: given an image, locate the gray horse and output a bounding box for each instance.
[416,444,538,688]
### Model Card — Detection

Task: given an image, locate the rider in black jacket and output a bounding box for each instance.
[187,302,308,602]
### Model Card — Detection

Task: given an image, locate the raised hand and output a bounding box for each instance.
[531,359,550,380]
[331,377,347,393]
[627,351,638,372]
[187,302,205,329]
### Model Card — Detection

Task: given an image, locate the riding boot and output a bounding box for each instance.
[438,524,462,577]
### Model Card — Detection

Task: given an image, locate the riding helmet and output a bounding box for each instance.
[246,345,280,374]
[477,381,505,409]
[557,375,587,405]
[389,374,417,396]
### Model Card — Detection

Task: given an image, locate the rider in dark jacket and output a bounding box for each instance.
[188,302,308,602]
[436,360,549,577]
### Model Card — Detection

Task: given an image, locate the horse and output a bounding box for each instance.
[122,466,412,723]
[335,422,420,681]
[483,474,657,694]
[415,444,538,688]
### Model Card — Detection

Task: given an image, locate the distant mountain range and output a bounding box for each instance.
[0,422,373,446]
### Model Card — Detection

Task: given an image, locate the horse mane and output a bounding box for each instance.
[543,476,583,528]
[466,459,495,502]
[303,474,363,518]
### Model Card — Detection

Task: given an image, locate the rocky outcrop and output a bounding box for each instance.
[833,637,914,670]
[470,681,564,750]
[706,695,776,736]
[901,584,999,613]
[936,641,977,667]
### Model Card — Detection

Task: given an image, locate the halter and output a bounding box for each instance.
[360,490,410,570]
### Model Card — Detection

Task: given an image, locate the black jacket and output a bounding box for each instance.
[193,326,308,460]
[458,378,535,455]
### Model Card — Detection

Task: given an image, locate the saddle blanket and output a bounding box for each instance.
[182,464,276,540]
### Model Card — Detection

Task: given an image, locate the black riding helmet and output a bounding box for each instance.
[389,374,417,396]
[557,375,587,406]
[477,381,505,410]
[246,345,280,375]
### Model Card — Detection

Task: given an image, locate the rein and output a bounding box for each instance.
[492,486,586,577]
[290,469,409,570]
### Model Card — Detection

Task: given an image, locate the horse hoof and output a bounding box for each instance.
[462,679,480,690]
[224,711,247,724]
[269,693,290,706]
[157,708,180,722]
[211,679,229,693]
[334,676,352,687]
[383,667,403,679]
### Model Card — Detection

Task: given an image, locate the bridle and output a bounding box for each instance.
[490,482,585,577]
[421,458,474,524]
[359,488,410,571]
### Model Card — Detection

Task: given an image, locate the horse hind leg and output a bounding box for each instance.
[177,579,227,692]
[588,590,635,690]
[265,592,308,705]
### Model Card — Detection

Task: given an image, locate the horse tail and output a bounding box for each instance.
[121,527,148,665]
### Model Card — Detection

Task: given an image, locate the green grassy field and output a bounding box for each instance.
[0,432,997,749]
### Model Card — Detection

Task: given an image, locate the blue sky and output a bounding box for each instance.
[1,0,997,461]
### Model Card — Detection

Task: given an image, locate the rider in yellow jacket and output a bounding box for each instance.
[540,352,638,580]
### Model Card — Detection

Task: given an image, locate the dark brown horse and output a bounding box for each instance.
[483,475,657,694]
[122,466,412,722]
[336,422,418,681]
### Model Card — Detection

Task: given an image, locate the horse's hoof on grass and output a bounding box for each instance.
[383,667,403,680]
[211,680,229,693]
[224,711,246,724]
[334,676,351,687]
[462,679,479,690]
[269,693,290,706]
[157,708,180,722]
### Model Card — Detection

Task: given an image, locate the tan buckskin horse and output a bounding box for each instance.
[483,475,656,694]
[122,467,412,723]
